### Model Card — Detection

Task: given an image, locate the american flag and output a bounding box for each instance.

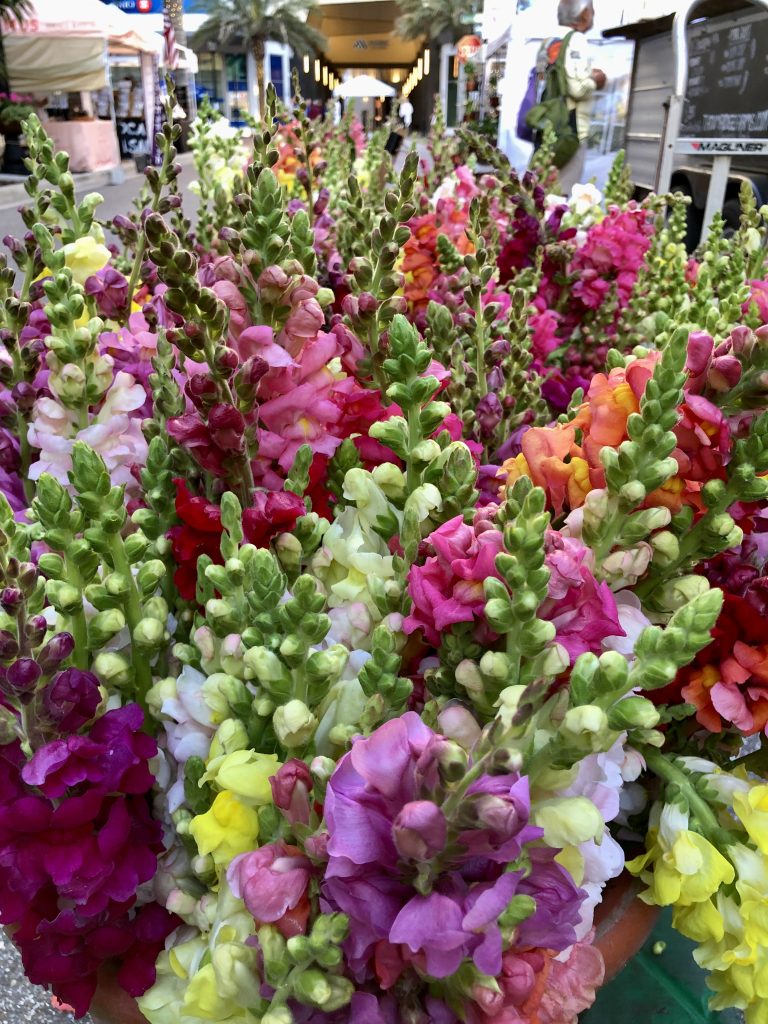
[163,11,179,70]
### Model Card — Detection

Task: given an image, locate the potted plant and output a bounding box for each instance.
[0,92,35,173]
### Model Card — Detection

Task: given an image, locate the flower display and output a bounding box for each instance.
[0,96,766,1024]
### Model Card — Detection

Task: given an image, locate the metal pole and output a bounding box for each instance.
[701,154,731,235]
[657,0,768,195]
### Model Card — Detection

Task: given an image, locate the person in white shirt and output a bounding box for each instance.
[399,97,414,131]
[541,0,606,192]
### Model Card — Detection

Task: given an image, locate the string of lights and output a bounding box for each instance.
[402,44,431,99]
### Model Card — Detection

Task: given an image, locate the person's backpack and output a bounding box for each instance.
[516,67,538,143]
[522,31,580,168]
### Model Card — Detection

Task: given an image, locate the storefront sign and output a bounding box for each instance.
[102,0,161,13]
[456,35,482,65]
[116,116,149,157]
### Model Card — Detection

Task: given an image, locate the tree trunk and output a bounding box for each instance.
[253,37,266,122]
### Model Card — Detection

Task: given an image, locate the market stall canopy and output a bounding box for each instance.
[309,0,422,68]
[4,0,161,94]
[333,74,397,98]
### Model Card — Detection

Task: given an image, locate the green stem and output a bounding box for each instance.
[20,257,35,303]
[643,748,722,838]
[474,296,488,398]
[123,134,175,326]
[64,557,89,670]
[108,532,152,706]
[404,402,423,497]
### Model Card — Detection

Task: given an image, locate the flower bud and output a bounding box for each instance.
[209,718,249,759]
[274,700,317,749]
[93,651,132,689]
[274,532,303,574]
[1,588,23,614]
[88,608,126,647]
[650,530,680,566]
[293,968,331,1007]
[438,704,481,750]
[0,630,19,661]
[43,668,101,732]
[561,704,610,745]
[24,615,49,649]
[6,658,42,693]
[310,755,335,784]
[432,736,468,782]
[393,800,447,861]
[0,704,18,743]
[37,632,75,674]
[271,758,313,825]
[165,889,198,918]
[455,659,484,698]
[608,696,661,731]
[133,616,166,652]
[498,894,537,930]
[479,651,510,682]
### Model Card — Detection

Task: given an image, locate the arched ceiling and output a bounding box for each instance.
[308,0,423,69]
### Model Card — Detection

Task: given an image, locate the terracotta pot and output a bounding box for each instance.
[87,874,658,1022]
[88,966,148,1024]
[593,872,660,982]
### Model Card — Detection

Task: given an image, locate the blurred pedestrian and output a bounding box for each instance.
[399,95,414,133]
[538,0,606,191]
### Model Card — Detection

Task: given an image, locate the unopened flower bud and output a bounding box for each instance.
[93,651,133,688]
[498,894,537,930]
[0,630,19,661]
[561,705,609,746]
[310,755,335,784]
[608,696,661,731]
[24,615,48,649]
[37,632,75,674]
[435,738,469,782]
[456,659,484,698]
[1,588,23,614]
[274,699,317,748]
[165,889,198,917]
[393,800,447,861]
[209,718,249,759]
[650,530,680,566]
[271,758,313,825]
[6,657,42,692]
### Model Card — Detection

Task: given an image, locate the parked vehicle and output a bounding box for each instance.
[604,0,768,248]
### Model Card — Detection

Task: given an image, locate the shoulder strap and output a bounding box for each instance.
[553,30,576,69]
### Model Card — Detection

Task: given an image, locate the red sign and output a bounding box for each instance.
[137,0,152,11]
[456,35,482,64]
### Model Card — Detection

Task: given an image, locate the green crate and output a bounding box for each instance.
[582,910,744,1023]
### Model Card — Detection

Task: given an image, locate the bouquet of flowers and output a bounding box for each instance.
[0,89,767,1024]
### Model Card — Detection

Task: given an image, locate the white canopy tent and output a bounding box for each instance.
[4,0,161,93]
[333,74,397,99]
[3,0,162,174]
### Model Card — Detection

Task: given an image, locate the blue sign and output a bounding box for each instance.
[101,0,163,13]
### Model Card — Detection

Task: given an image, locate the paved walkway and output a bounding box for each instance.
[0,152,198,244]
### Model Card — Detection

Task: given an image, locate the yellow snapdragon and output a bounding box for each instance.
[189,791,260,868]
[627,803,734,907]
[62,234,111,285]
[201,749,280,805]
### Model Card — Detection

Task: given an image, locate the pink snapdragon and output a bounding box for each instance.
[405,510,504,645]
[28,372,147,491]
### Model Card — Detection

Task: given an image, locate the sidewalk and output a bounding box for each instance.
[0,152,197,243]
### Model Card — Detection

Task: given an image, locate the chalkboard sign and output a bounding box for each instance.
[678,9,768,154]
[116,117,148,158]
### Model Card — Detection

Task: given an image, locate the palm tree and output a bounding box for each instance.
[395,0,479,42]
[192,0,325,115]
[0,0,32,94]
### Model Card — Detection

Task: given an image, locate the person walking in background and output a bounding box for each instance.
[399,95,414,133]
[539,0,606,191]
